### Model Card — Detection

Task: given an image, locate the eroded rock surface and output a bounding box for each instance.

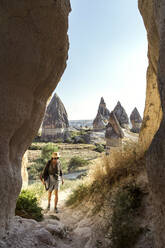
[105,112,124,147]
[0,0,70,238]
[21,151,28,189]
[113,101,129,128]
[41,93,69,142]
[130,107,142,133]
[1,216,68,248]
[93,97,110,130]
[138,0,162,152]
[93,112,107,130]
[139,0,165,247]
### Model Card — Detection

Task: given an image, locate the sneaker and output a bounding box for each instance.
[54,207,58,213]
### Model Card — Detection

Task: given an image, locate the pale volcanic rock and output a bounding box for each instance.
[93,112,107,130]
[97,97,110,120]
[0,0,70,238]
[21,151,28,189]
[138,0,162,152]
[113,101,129,128]
[138,0,165,247]
[130,107,142,133]
[105,112,124,147]
[41,93,69,141]
[93,97,110,130]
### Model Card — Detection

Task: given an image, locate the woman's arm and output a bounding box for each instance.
[59,160,64,184]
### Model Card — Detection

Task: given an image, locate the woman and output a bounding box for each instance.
[40,152,64,213]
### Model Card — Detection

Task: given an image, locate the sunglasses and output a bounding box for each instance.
[52,158,59,160]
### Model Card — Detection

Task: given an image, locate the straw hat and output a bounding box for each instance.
[51,152,60,159]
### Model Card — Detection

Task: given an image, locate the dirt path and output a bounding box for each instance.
[41,189,98,248]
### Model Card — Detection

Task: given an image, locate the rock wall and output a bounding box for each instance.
[138,0,162,152]
[0,0,70,238]
[139,0,165,247]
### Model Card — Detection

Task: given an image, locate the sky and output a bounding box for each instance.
[56,0,148,120]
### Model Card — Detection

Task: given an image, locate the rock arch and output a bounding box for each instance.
[0,0,70,237]
[0,0,165,247]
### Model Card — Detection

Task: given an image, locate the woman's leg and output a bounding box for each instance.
[47,191,52,209]
[54,189,58,209]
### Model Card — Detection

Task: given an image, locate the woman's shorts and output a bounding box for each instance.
[48,175,60,192]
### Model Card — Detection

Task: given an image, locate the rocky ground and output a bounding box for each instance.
[2,130,152,248]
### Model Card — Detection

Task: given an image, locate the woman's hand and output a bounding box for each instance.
[62,178,64,185]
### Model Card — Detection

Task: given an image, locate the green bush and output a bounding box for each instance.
[41,143,58,164]
[111,183,143,248]
[15,190,43,221]
[68,156,88,172]
[94,144,104,153]
[28,182,46,200]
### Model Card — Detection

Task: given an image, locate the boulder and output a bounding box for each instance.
[93,97,110,130]
[0,0,70,238]
[130,107,142,133]
[41,93,69,142]
[2,216,56,248]
[113,101,129,128]
[105,112,124,147]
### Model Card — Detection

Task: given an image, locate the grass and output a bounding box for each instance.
[60,179,82,192]
[28,182,47,200]
[68,156,89,172]
[66,182,89,206]
[66,143,145,206]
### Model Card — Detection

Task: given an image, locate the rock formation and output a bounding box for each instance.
[113,101,129,128]
[93,97,110,130]
[97,97,110,120]
[138,1,165,247]
[105,112,124,147]
[93,112,107,130]
[0,0,70,238]
[41,93,69,141]
[130,107,142,133]
[2,216,67,248]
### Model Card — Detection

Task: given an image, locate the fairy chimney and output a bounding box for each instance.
[105,111,124,147]
[113,101,129,128]
[93,97,110,130]
[41,93,69,141]
[130,107,142,133]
